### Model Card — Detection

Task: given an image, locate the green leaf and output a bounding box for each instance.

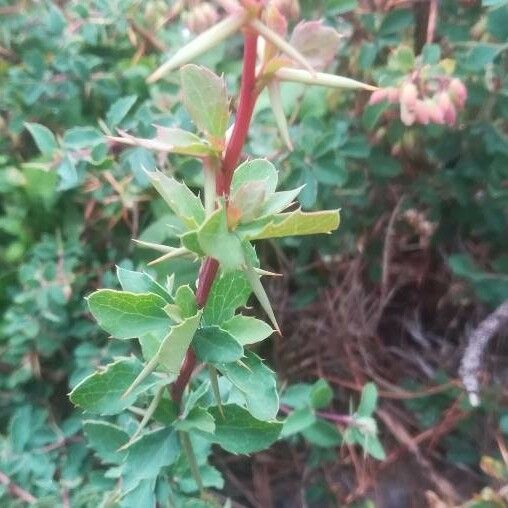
[217,350,279,421]
[231,159,278,196]
[302,419,342,447]
[203,270,252,325]
[25,123,58,156]
[147,170,205,229]
[310,379,333,409]
[261,187,304,216]
[201,404,282,454]
[116,266,172,302]
[123,427,180,490]
[155,126,215,156]
[281,407,317,438]
[221,315,273,345]
[362,434,386,460]
[197,207,245,270]
[241,209,340,240]
[62,126,103,149]
[281,383,312,409]
[83,420,129,464]
[357,383,378,417]
[174,285,197,319]
[180,64,229,139]
[157,311,203,375]
[87,289,171,340]
[193,326,243,363]
[175,407,216,433]
[106,95,137,128]
[69,358,162,415]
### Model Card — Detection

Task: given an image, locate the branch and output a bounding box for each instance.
[459,300,508,406]
[0,471,37,505]
[172,31,259,403]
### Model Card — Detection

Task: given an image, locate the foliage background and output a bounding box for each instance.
[0,0,507,506]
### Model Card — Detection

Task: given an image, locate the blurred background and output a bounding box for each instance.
[0,0,507,506]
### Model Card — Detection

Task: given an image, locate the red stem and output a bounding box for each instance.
[172,31,259,404]
[218,29,259,195]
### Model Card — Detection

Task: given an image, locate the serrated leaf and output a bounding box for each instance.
[106,95,137,128]
[116,266,172,302]
[180,64,229,140]
[123,428,180,490]
[231,159,278,196]
[192,326,244,363]
[203,270,252,325]
[83,421,129,464]
[197,207,245,270]
[200,404,282,454]
[357,382,378,417]
[261,187,303,216]
[69,358,162,415]
[242,209,340,240]
[25,122,58,156]
[217,350,279,421]
[147,170,205,229]
[221,315,274,345]
[87,289,171,340]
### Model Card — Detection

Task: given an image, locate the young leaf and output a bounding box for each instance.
[301,419,342,447]
[289,21,341,70]
[197,207,245,271]
[87,289,171,340]
[231,159,278,196]
[25,122,58,156]
[203,270,252,325]
[357,382,378,417]
[200,404,282,454]
[217,350,279,421]
[180,64,229,140]
[261,187,304,216]
[310,379,334,409]
[192,326,244,363]
[175,407,216,433]
[83,420,129,463]
[281,407,317,438]
[147,170,205,229]
[116,266,172,302]
[221,315,274,345]
[69,358,162,415]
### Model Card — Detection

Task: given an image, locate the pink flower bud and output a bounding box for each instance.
[386,87,400,103]
[185,2,219,34]
[425,99,445,125]
[271,0,300,20]
[368,89,388,105]
[448,78,467,108]
[435,92,456,125]
[399,82,418,110]
[400,103,416,126]
[414,99,430,125]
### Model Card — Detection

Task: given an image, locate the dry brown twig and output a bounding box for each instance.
[459,300,508,406]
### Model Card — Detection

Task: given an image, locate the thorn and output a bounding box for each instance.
[253,267,283,277]
[121,354,160,399]
[148,247,191,266]
[147,12,248,83]
[267,80,293,151]
[132,238,175,253]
